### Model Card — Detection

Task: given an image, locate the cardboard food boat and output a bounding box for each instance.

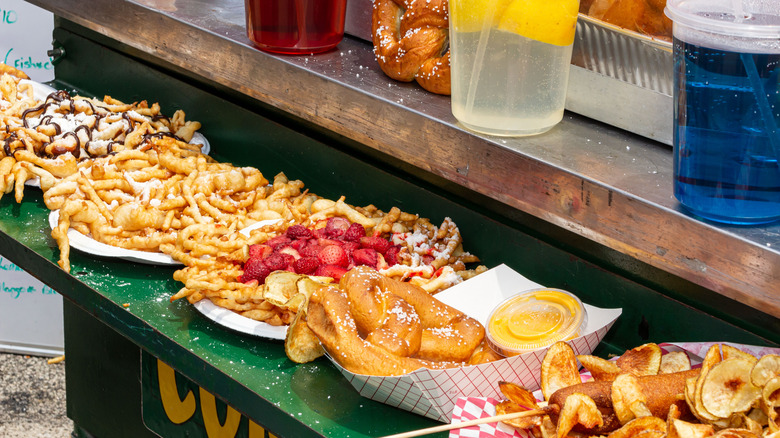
[327,264,622,422]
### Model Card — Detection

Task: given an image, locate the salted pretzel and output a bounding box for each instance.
[305,266,488,376]
[372,0,451,95]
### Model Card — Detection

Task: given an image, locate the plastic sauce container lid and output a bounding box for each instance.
[486,288,587,357]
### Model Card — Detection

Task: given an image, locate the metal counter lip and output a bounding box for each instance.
[24,0,779,318]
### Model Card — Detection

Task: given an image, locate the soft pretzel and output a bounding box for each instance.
[583,0,672,41]
[372,0,451,95]
[306,266,487,376]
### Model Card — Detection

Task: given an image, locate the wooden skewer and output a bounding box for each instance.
[378,409,546,438]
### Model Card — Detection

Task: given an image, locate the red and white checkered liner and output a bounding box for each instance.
[329,265,622,422]
[448,397,530,438]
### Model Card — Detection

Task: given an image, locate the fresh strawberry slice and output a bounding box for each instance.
[266,235,292,250]
[317,237,343,247]
[314,264,348,281]
[300,243,324,258]
[239,258,270,284]
[324,217,350,237]
[384,245,401,266]
[264,252,295,271]
[290,238,310,251]
[311,227,329,239]
[248,244,272,260]
[352,248,378,268]
[342,222,366,242]
[341,241,360,255]
[360,236,391,254]
[293,257,320,275]
[286,224,314,240]
[317,244,349,268]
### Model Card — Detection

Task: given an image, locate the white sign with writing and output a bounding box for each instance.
[0,255,64,356]
[0,0,54,82]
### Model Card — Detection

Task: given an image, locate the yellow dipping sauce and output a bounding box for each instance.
[487,288,587,356]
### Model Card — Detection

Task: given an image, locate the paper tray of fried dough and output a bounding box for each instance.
[566,12,674,146]
[327,264,621,423]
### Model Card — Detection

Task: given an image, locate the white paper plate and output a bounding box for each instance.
[19,79,57,101]
[192,298,287,340]
[189,131,210,155]
[48,210,180,265]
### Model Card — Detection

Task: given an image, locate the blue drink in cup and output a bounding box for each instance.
[665,0,780,225]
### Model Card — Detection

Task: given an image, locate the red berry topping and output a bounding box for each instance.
[314,264,348,281]
[311,227,329,239]
[290,238,309,251]
[299,243,323,258]
[317,238,343,247]
[317,245,349,268]
[239,258,270,284]
[360,236,391,254]
[263,252,294,271]
[352,248,378,268]
[293,257,320,275]
[248,244,272,260]
[384,245,401,266]
[342,241,360,255]
[266,235,292,250]
[342,222,366,242]
[286,224,314,240]
[324,217,350,237]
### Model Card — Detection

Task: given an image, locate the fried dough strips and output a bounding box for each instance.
[42,136,270,271]
[304,266,487,376]
[0,72,205,203]
[372,0,451,95]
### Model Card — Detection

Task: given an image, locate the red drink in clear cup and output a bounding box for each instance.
[245,0,347,54]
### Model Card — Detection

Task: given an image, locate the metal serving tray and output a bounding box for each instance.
[344,1,674,145]
[568,14,674,146]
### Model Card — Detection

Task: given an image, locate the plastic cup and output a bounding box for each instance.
[486,288,587,357]
[244,0,347,55]
[449,0,580,136]
[665,0,780,225]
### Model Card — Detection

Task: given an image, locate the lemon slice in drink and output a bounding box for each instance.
[451,0,512,33]
[497,0,579,46]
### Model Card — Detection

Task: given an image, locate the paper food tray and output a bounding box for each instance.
[328,264,622,422]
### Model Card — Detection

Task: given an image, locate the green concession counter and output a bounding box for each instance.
[2,1,779,437]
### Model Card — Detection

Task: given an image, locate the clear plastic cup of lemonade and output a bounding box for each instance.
[449,0,580,136]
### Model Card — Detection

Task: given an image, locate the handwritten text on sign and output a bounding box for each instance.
[0,0,55,82]
[0,256,57,299]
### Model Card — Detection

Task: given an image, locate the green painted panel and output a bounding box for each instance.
[0,20,776,438]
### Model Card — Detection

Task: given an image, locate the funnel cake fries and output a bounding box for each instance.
[170,185,488,326]
[1,70,486,331]
[1,71,203,203]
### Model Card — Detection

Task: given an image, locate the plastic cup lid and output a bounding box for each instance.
[665,0,780,42]
[486,288,587,356]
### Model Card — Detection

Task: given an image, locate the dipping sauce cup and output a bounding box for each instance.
[665,0,780,224]
[244,0,348,54]
[486,288,587,357]
[449,0,580,136]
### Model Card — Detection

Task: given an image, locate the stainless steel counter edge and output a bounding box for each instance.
[26,0,779,319]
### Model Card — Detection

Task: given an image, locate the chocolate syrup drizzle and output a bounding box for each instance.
[9,89,184,161]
